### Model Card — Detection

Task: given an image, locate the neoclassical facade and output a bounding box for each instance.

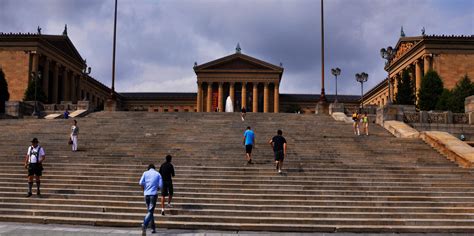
[0,29,109,110]
[364,34,474,107]
[193,48,283,113]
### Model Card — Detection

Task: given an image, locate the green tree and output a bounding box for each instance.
[418,70,444,111]
[23,72,47,102]
[435,89,453,111]
[450,74,474,113]
[0,69,9,113]
[394,69,415,105]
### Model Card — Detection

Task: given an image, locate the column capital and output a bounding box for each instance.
[423,54,432,59]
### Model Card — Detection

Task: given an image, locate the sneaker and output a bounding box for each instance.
[167,203,173,208]
[161,209,165,216]
[278,169,282,174]
[26,192,32,198]
[151,229,157,234]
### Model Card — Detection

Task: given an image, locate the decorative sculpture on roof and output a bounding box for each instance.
[194,62,198,67]
[400,26,405,37]
[421,27,425,36]
[62,24,68,36]
[236,43,241,53]
[37,26,42,35]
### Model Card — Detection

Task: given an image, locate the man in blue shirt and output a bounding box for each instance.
[139,164,163,235]
[243,126,255,164]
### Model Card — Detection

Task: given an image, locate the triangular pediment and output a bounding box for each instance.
[195,53,283,72]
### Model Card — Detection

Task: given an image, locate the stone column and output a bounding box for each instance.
[64,69,71,102]
[263,82,269,113]
[52,62,59,104]
[218,82,224,112]
[415,60,422,99]
[229,82,235,110]
[43,58,50,102]
[71,72,77,103]
[207,82,212,112]
[31,53,39,80]
[274,82,279,113]
[252,82,258,112]
[241,82,247,110]
[196,82,202,112]
[423,54,432,74]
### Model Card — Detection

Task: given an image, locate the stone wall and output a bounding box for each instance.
[0,50,29,101]
[435,54,474,89]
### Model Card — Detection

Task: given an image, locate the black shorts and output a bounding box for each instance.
[161,181,174,197]
[245,145,253,154]
[28,163,43,176]
[274,150,284,162]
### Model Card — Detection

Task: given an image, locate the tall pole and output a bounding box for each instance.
[111,0,117,97]
[335,75,338,103]
[319,0,326,102]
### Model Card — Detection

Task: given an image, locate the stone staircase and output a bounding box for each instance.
[0,112,474,233]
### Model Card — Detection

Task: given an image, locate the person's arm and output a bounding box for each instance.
[158,174,163,190]
[172,166,175,177]
[39,148,46,163]
[139,173,145,189]
[243,134,246,145]
[268,139,274,149]
[283,143,287,156]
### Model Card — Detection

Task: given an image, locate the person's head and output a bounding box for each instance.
[166,155,172,163]
[364,112,367,116]
[73,119,77,125]
[147,164,156,170]
[31,138,39,147]
[247,126,251,130]
[277,130,283,135]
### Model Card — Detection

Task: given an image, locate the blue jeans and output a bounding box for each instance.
[143,195,157,230]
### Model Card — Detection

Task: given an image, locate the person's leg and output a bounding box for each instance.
[27,175,33,197]
[168,183,173,206]
[72,136,78,151]
[353,122,357,135]
[143,195,157,231]
[366,123,369,135]
[150,195,157,232]
[35,175,41,195]
[161,184,168,215]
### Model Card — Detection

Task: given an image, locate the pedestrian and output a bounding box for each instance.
[362,112,369,136]
[24,138,45,197]
[269,130,287,174]
[352,110,360,135]
[243,126,255,165]
[159,155,175,216]
[70,119,79,152]
[64,109,69,119]
[139,164,163,235]
[241,106,246,121]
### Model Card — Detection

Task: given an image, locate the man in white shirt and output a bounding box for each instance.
[24,138,45,197]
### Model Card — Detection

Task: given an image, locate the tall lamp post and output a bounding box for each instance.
[331,68,341,103]
[31,71,42,116]
[355,72,368,110]
[380,46,395,105]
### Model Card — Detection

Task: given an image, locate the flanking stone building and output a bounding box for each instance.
[0,29,110,111]
[364,34,474,107]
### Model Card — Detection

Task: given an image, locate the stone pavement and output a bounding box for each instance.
[0,222,473,236]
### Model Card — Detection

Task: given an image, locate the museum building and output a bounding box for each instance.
[0,30,359,114]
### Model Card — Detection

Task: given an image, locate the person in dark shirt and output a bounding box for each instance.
[159,155,175,215]
[269,129,287,174]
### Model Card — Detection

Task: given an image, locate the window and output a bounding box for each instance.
[174,109,179,112]
[164,109,168,112]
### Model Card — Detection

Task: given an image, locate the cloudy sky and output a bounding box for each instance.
[1,0,473,95]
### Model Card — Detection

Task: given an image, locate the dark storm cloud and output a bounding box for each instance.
[0,0,472,94]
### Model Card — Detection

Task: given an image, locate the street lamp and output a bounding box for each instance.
[355,72,368,110]
[331,68,341,103]
[31,71,42,116]
[380,46,395,104]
